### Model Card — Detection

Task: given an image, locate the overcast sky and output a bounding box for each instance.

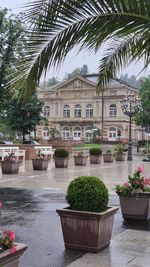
[1,0,149,80]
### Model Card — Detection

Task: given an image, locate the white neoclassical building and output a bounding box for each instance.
[36,74,140,143]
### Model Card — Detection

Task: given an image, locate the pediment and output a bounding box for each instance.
[54,75,96,92]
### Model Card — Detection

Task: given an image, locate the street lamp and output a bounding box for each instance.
[120,94,141,161]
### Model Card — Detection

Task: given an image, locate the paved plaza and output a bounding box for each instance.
[0,152,150,266]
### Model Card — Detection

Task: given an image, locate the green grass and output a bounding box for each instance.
[72,143,101,150]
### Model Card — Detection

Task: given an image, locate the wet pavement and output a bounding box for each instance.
[0,152,150,266]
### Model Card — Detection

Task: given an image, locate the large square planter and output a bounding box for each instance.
[118,193,150,220]
[90,155,101,164]
[1,161,20,174]
[32,159,49,170]
[74,156,87,166]
[56,206,118,252]
[0,243,27,267]
[54,157,69,168]
[103,154,114,162]
[115,153,125,161]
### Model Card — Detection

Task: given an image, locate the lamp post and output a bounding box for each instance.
[120,94,141,161]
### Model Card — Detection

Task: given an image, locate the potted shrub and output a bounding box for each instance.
[57,176,118,252]
[73,151,88,166]
[115,165,150,220]
[0,204,27,267]
[32,149,50,170]
[54,148,69,168]
[114,143,125,161]
[103,149,114,162]
[1,152,21,174]
[89,147,102,164]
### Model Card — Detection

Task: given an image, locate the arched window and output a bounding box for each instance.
[74,104,81,117]
[62,126,70,140]
[43,127,49,140]
[86,104,93,118]
[110,104,117,117]
[44,106,50,117]
[63,104,70,118]
[108,127,117,141]
[74,126,81,141]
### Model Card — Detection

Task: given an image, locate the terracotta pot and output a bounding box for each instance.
[1,161,20,174]
[118,193,150,220]
[90,155,101,164]
[115,153,125,161]
[74,156,87,166]
[103,154,114,162]
[54,157,69,168]
[0,243,27,267]
[32,159,49,170]
[56,206,118,252]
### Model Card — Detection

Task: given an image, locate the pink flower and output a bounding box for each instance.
[136,165,143,173]
[7,230,15,241]
[0,201,2,208]
[10,244,16,254]
[123,182,129,187]
[144,178,150,185]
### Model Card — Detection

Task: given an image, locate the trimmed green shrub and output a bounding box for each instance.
[114,143,124,154]
[54,148,69,158]
[105,149,112,155]
[66,176,108,212]
[89,147,102,155]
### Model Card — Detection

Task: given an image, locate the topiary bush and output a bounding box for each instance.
[66,176,108,212]
[54,148,69,158]
[89,148,102,155]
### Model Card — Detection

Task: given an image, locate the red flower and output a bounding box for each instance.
[0,202,2,209]
[144,178,150,185]
[136,165,143,173]
[123,182,129,187]
[7,230,15,241]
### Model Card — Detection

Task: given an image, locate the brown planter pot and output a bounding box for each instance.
[56,206,118,252]
[115,153,125,161]
[54,157,69,168]
[90,155,101,164]
[118,193,150,220]
[1,161,20,174]
[32,159,49,170]
[0,243,27,267]
[74,156,87,166]
[103,154,114,162]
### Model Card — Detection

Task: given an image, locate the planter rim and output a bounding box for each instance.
[56,206,118,218]
[73,156,88,158]
[0,243,27,260]
[117,192,150,197]
[32,158,49,161]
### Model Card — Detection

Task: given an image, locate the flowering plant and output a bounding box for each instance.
[115,165,150,195]
[74,151,87,157]
[0,229,16,254]
[34,149,50,160]
[4,152,19,163]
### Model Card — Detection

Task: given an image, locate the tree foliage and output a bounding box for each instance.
[135,76,150,127]
[11,0,150,96]
[65,64,89,80]
[120,73,143,89]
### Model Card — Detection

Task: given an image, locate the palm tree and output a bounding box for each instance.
[13,0,150,96]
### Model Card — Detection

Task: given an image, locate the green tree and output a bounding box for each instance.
[49,127,59,141]
[120,73,143,89]
[135,77,150,128]
[65,65,89,79]
[47,77,59,87]
[0,8,26,112]
[12,1,150,96]
[6,95,45,143]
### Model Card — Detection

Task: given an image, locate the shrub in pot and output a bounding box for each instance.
[57,176,118,252]
[116,165,150,220]
[89,147,102,164]
[114,143,125,161]
[73,151,88,166]
[103,149,114,162]
[54,148,69,168]
[32,149,50,170]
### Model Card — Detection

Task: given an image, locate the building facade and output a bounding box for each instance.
[37,74,140,143]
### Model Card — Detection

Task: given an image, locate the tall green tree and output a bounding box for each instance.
[65,65,89,79]
[6,95,45,143]
[12,0,150,96]
[135,77,150,128]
